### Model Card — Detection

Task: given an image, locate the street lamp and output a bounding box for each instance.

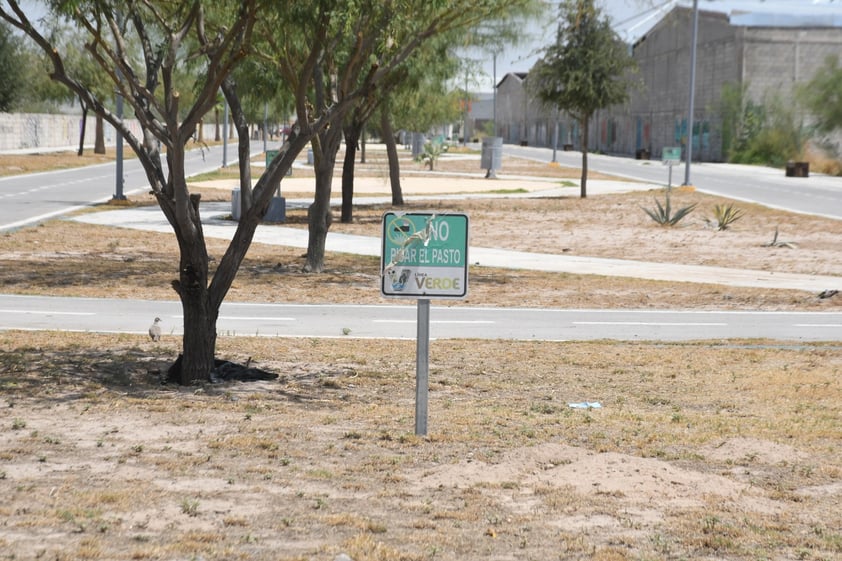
[683,0,699,186]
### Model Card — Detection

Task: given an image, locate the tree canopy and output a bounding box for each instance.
[0,21,24,111]
[0,0,540,384]
[799,54,842,136]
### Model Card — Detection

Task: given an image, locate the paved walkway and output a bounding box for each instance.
[70,171,842,293]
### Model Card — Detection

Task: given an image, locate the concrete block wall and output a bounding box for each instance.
[0,112,143,152]
[1,113,90,151]
[493,5,842,162]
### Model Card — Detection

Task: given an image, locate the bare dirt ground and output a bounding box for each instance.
[0,148,841,561]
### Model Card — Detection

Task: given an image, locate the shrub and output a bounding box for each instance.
[415,141,447,171]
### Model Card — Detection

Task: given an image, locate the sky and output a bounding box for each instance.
[474,0,842,92]
[472,0,660,92]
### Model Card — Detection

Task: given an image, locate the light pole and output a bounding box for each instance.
[684,0,699,186]
[492,51,498,138]
[113,75,125,200]
[263,102,268,154]
[112,11,126,201]
[222,96,229,168]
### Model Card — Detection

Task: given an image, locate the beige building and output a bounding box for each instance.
[494,1,842,162]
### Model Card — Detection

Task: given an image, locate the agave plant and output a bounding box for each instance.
[642,192,697,226]
[710,203,745,231]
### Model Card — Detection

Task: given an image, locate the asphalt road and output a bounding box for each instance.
[0,147,223,231]
[1,294,841,342]
[505,145,842,221]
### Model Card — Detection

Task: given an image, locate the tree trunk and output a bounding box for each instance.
[167,143,216,384]
[360,128,366,164]
[381,108,404,205]
[341,123,361,223]
[306,128,342,272]
[77,104,88,156]
[176,283,217,384]
[94,114,106,154]
[580,115,589,199]
[214,107,221,141]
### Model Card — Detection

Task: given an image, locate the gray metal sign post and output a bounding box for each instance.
[415,298,431,435]
[381,212,469,436]
[663,146,682,190]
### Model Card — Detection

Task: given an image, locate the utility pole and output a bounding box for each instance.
[684,0,699,186]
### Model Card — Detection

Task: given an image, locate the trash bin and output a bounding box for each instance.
[411,132,425,159]
[481,137,503,178]
[264,196,286,222]
[785,161,809,177]
[231,189,241,221]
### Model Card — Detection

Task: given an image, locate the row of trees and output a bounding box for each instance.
[0,0,543,384]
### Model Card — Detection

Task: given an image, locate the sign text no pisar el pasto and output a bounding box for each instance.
[381,212,469,299]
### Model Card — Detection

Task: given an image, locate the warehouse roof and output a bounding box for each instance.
[618,0,842,43]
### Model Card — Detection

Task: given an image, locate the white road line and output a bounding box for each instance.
[172,315,296,321]
[0,309,95,316]
[794,324,842,328]
[573,321,727,326]
[373,320,495,324]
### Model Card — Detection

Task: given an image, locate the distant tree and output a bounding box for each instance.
[0,21,24,111]
[254,0,539,272]
[529,0,637,198]
[799,54,842,135]
[721,82,805,166]
[342,32,463,219]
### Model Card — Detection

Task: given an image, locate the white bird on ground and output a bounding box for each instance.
[148,317,162,341]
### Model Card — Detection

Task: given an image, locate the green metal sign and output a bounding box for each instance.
[662,146,682,162]
[265,149,292,177]
[381,212,469,299]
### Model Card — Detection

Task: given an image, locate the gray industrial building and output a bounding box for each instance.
[493,0,842,162]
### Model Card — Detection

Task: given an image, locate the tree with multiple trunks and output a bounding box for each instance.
[1,0,536,384]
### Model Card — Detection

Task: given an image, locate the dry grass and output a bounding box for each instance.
[0,150,116,176]
[1,331,841,560]
[0,149,841,560]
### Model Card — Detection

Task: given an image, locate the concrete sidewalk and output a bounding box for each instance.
[70,173,842,293]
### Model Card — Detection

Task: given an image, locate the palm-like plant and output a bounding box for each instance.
[642,192,697,226]
[710,204,745,231]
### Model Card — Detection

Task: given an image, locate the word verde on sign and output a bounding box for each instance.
[381,212,469,299]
